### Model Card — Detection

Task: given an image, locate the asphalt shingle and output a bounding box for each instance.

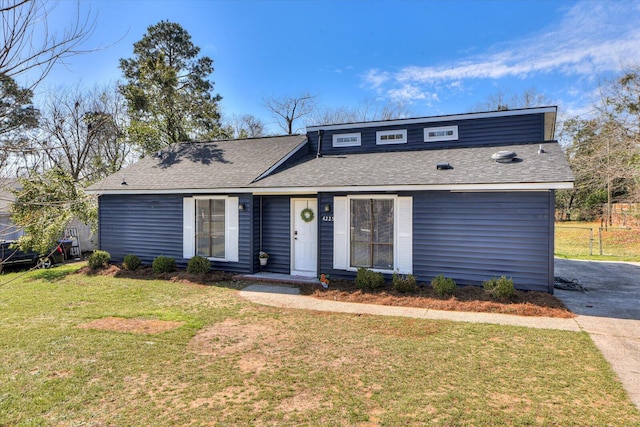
[251,141,574,188]
[87,137,573,192]
[87,135,307,192]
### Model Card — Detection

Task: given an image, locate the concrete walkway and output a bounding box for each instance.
[239,278,640,410]
[239,284,581,331]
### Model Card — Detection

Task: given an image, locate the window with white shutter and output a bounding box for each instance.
[332,195,412,273]
[183,196,239,262]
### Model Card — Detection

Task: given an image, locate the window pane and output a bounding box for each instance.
[196,236,210,257]
[211,199,225,258]
[196,200,210,236]
[349,198,394,270]
[373,244,393,269]
[350,199,371,268]
[372,199,393,245]
[195,200,211,257]
[195,199,226,258]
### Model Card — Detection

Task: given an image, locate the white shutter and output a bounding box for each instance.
[183,197,195,259]
[226,197,239,262]
[333,197,348,270]
[396,196,413,274]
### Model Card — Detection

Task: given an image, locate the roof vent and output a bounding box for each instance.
[436,163,453,170]
[491,151,518,163]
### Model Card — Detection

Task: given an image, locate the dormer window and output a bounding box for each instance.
[424,125,458,142]
[376,129,407,145]
[333,132,361,147]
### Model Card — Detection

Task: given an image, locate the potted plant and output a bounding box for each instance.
[258,251,269,266]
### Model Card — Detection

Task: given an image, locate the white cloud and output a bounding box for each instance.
[361,68,391,89]
[361,1,640,104]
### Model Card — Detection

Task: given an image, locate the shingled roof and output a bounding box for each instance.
[86,135,307,192]
[87,136,573,193]
[250,141,574,189]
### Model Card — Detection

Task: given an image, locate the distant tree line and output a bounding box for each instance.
[556,67,640,224]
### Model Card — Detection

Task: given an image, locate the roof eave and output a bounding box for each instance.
[86,181,574,196]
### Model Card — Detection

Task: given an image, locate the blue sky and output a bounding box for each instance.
[32,0,640,133]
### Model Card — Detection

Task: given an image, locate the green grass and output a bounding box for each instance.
[1,263,639,425]
[555,221,640,261]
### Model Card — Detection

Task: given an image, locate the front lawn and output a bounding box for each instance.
[1,263,638,426]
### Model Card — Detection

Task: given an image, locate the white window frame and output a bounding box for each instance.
[333,195,412,274]
[376,129,407,145]
[424,125,458,142]
[332,132,361,147]
[183,196,239,262]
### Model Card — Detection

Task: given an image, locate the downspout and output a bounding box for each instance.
[316,129,324,158]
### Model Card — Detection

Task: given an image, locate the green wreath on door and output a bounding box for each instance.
[300,207,314,223]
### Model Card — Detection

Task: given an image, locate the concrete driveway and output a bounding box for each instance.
[554,258,640,409]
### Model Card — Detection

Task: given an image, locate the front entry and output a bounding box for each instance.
[291,199,318,277]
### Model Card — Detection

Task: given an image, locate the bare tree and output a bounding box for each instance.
[227,113,266,139]
[472,87,553,112]
[29,84,133,183]
[264,93,316,134]
[308,98,414,126]
[1,0,95,88]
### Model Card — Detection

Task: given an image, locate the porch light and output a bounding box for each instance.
[238,203,245,211]
[324,204,331,213]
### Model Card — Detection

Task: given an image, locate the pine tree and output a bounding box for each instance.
[119,21,225,154]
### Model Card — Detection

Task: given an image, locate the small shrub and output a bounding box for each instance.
[392,271,417,293]
[483,276,515,298]
[187,255,211,274]
[431,274,457,296]
[152,255,176,274]
[88,250,110,269]
[122,254,141,271]
[355,268,385,291]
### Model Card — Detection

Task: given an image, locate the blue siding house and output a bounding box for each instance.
[87,107,573,293]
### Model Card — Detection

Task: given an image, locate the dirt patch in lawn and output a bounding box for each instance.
[79,317,184,334]
[296,280,575,319]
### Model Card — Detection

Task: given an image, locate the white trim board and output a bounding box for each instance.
[88,181,573,196]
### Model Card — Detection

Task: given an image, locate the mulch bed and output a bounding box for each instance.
[77,265,574,318]
[297,279,575,318]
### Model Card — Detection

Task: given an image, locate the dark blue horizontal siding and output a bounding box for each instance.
[99,193,252,273]
[233,194,253,273]
[317,191,553,292]
[412,191,552,292]
[309,114,544,155]
[99,194,183,265]
[318,193,335,278]
[257,196,291,274]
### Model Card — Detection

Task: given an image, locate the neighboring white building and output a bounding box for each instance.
[0,178,97,252]
[0,179,23,241]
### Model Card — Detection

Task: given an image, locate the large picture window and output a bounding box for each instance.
[196,199,226,258]
[350,198,394,269]
[183,196,239,262]
[333,195,412,274]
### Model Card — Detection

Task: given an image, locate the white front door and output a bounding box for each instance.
[291,199,318,277]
